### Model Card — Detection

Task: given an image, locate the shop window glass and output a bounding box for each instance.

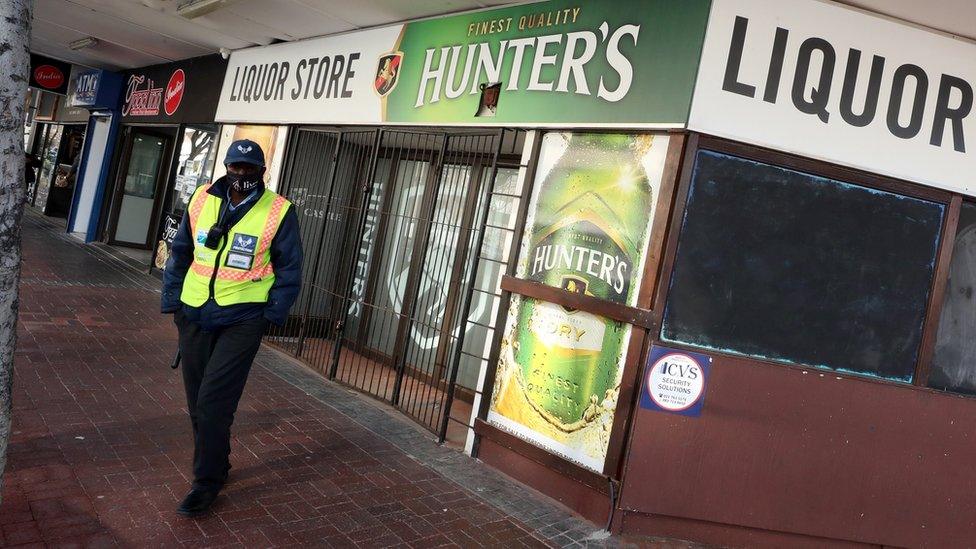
[453,166,522,391]
[366,160,430,356]
[661,150,944,382]
[930,202,976,395]
[406,164,472,357]
[345,158,389,340]
[35,124,63,210]
[169,128,216,215]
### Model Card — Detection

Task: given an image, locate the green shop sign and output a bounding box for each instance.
[216,0,711,127]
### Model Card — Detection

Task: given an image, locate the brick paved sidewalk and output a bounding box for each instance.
[2,213,707,548]
[2,213,655,548]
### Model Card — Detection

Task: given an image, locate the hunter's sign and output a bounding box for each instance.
[216,0,711,127]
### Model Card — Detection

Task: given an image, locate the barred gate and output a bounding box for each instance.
[268,127,522,442]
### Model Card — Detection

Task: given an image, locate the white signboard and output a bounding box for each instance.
[215,26,402,125]
[689,0,976,197]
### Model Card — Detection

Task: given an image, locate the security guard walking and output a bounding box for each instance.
[162,139,302,517]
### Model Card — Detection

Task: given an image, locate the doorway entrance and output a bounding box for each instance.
[107,127,176,248]
[267,127,526,443]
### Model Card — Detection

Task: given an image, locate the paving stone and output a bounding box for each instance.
[0,212,649,548]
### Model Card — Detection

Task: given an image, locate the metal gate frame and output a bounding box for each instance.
[268,126,509,442]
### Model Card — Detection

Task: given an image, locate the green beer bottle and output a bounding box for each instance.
[512,132,656,429]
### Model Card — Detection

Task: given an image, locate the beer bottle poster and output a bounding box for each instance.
[488,132,670,472]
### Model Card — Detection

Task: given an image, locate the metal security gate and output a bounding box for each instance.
[266,129,378,360]
[269,127,511,440]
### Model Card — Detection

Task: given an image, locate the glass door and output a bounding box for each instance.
[152,127,217,270]
[111,129,171,247]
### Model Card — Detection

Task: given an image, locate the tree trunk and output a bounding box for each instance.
[0,0,32,504]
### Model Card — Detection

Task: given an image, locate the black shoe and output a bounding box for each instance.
[176,488,219,517]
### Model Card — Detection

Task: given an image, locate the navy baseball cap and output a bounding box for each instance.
[223,139,265,167]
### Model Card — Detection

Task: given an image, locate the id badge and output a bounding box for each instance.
[225,232,258,270]
[225,252,254,270]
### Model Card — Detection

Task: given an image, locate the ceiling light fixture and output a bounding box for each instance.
[68,37,99,50]
[177,0,236,19]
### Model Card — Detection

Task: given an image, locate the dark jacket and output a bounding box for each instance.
[161,176,303,331]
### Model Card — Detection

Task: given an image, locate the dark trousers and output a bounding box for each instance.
[175,310,266,491]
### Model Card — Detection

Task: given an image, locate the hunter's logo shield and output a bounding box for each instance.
[374,52,403,97]
[560,276,587,313]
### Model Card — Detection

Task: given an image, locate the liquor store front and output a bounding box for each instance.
[214,0,712,528]
[218,0,976,545]
[264,127,527,445]
[611,0,976,547]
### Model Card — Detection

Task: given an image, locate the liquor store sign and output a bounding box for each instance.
[690,0,976,197]
[487,132,672,472]
[216,0,710,127]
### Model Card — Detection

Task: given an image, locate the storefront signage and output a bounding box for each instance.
[57,68,93,122]
[640,346,710,417]
[123,75,164,117]
[122,55,227,124]
[30,54,71,95]
[689,0,976,197]
[216,0,710,127]
[70,70,101,107]
[153,213,181,270]
[487,132,672,472]
[35,65,65,90]
[67,69,123,110]
[164,69,186,116]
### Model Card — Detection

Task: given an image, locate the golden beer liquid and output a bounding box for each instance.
[499,133,656,433]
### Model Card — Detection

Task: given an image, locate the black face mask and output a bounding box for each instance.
[226,169,264,193]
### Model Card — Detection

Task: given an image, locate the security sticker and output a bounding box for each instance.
[640,345,711,417]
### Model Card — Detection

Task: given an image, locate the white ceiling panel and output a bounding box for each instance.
[30,44,126,72]
[32,0,526,70]
[295,0,497,28]
[838,0,976,43]
[33,0,975,72]
[218,0,352,41]
[34,0,213,62]
[56,0,257,50]
[181,10,290,45]
[32,17,170,69]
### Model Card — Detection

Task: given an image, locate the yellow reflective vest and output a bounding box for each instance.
[180,184,290,307]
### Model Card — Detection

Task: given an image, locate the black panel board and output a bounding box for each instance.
[661,150,944,382]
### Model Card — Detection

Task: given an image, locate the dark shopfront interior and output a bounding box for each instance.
[28,122,87,219]
[265,127,527,447]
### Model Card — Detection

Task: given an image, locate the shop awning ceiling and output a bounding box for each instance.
[30,0,976,73]
[30,0,520,71]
